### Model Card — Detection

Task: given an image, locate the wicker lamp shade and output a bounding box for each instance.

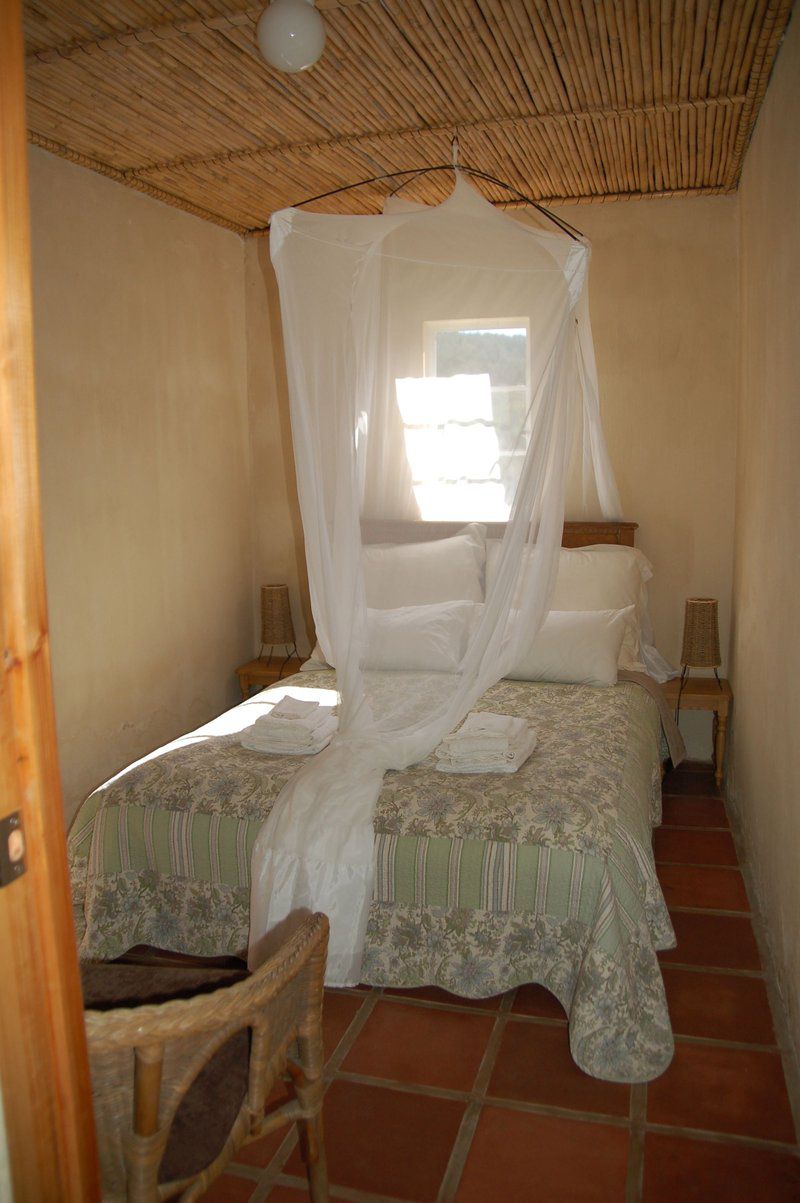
[681,598,721,668]
[261,584,295,647]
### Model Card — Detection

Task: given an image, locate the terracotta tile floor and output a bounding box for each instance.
[200,765,800,1202]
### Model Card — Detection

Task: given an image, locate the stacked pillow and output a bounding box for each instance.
[304,524,485,670]
[363,600,477,672]
[503,606,634,687]
[484,539,654,675]
[362,523,485,608]
[304,527,671,685]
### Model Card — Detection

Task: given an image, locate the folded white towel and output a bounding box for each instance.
[259,715,338,747]
[456,712,526,740]
[439,737,518,760]
[250,702,336,741]
[437,712,532,768]
[436,726,537,774]
[263,715,330,739]
[261,702,334,736]
[269,696,322,720]
[241,715,338,756]
[243,714,338,750]
[439,712,529,753]
[444,746,517,765]
[240,733,333,756]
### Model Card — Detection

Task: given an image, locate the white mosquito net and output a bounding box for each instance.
[249,175,622,983]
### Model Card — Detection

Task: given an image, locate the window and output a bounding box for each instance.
[395,318,530,520]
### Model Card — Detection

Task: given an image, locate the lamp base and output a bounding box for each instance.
[259,643,300,678]
[674,665,722,720]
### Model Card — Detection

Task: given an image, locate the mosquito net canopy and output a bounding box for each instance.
[249,176,621,983]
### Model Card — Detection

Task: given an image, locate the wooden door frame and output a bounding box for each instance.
[0,2,99,1197]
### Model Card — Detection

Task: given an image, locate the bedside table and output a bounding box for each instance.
[236,656,304,701]
[662,676,733,787]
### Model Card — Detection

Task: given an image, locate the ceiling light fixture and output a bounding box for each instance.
[256,0,326,73]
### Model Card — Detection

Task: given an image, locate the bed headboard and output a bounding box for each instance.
[361,519,638,548]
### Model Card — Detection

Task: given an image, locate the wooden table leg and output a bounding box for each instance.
[238,673,250,702]
[714,710,728,788]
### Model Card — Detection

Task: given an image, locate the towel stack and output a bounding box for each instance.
[435,711,537,774]
[241,695,338,756]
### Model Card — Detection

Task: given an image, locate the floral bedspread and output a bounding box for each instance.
[69,671,675,1082]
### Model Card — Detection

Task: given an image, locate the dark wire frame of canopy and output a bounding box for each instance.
[254,137,585,242]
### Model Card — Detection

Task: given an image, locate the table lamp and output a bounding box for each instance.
[260,584,298,668]
[679,597,722,691]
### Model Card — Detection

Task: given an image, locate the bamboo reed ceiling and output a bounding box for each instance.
[23,1,795,235]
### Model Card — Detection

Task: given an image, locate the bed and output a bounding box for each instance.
[69,521,681,1083]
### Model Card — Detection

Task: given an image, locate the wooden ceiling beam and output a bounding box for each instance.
[25,6,261,65]
[24,0,371,65]
[128,93,749,182]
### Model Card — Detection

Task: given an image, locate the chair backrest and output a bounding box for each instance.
[85,912,329,1202]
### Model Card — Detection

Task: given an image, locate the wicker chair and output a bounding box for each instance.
[84,913,329,1202]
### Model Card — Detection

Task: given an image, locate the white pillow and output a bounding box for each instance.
[504,607,633,686]
[363,523,486,609]
[551,545,650,670]
[362,601,476,671]
[486,540,651,671]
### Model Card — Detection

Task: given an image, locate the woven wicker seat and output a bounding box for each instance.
[84,913,329,1202]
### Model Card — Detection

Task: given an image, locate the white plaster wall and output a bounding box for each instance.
[553,196,739,758]
[29,148,255,824]
[245,238,313,655]
[732,11,800,1058]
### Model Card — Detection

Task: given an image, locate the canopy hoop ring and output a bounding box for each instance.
[257,163,584,241]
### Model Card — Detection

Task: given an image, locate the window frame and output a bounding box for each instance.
[422,316,531,389]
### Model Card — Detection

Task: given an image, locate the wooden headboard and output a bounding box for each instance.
[562,521,637,547]
[361,519,638,548]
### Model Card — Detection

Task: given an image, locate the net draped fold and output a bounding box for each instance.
[249,177,622,983]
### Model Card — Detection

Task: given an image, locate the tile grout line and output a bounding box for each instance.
[658,960,765,978]
[438,991,513,1203]
[230,989,383,1199]
[344,991,569,1025]
[223,1163,267,1183]
[333,1069,471,1103]
[229,1122,297,1196]
[492,1012,567,1028]
[271,1169,414,1202]
[656,859,744,870]
[329,1069,633,1128]
[246,1168,282,1203]
[642,1120,800,1153]
[360,994,504,1017]
[660,823,732,832]
[435,1101,482,1203]
[670,1033,779,1053]
[624,1082,647,1203]
[325,988,383,1077]
[666,904,751,917]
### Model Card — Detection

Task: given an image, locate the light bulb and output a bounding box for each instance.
[256,0,326,73]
